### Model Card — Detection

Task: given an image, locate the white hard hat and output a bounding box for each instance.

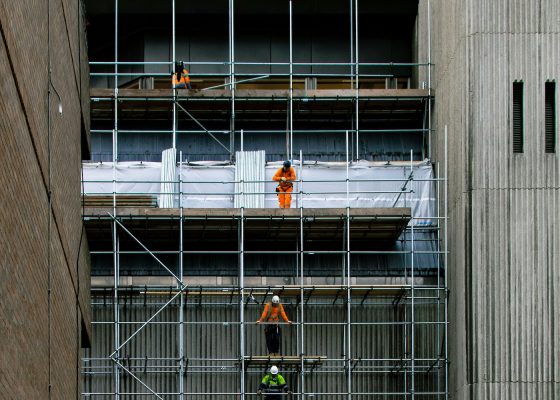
[272,295,280,304]
[270,365,279,375]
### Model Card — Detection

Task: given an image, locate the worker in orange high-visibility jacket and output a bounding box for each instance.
[272,160,296,208]
[172,61,191,89]
[256,295,292,356]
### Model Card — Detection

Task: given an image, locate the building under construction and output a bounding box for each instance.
[81,1,443,398]
[1,0,556,399]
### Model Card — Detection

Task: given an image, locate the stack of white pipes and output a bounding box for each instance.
[158,148,177,208]
[234,150,265,208]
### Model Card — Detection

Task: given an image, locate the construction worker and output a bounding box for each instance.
[272,160,296,208]
[258,365,292,399]
[172,61,191,89]
[256,295,292,356]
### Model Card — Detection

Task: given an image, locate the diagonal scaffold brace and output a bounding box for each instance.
[106,212,188,381]
[111,357,165,400]
[174,100,231,155]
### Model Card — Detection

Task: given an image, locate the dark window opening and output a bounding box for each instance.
[545,81,556,153]
[513,81,524,153]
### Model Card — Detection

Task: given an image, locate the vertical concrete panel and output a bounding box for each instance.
[428,0,559,396]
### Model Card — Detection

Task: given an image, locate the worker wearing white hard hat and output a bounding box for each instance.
[257,295,292,356]
[257,365,292,399]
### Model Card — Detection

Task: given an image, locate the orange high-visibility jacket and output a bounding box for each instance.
[258,303,289,323]
[172,68,191,86]
[272,167,296,189]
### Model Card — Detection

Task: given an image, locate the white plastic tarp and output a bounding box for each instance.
[180,167,234,208]
[264,162,435,225]
[82,162,162,195]
[82,161,435,225]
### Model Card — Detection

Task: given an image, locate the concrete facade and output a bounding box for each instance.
[418,0,560,398]
[0,0,91,398]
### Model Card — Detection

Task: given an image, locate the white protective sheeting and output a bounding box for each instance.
[82,160,435,225]
[159,148,177,208]
[234,150,265,208]
[180,167,234,208]
[82,162,162,195]
[264,161,435,225]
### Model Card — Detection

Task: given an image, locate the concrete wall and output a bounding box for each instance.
[0,0,91,398]
[419,0,560,398]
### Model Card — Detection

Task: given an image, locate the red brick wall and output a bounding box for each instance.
[0,0,90,398]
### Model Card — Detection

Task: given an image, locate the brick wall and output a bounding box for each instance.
[0,0,90,398]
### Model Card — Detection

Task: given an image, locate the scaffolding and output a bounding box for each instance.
[82,0,446,398]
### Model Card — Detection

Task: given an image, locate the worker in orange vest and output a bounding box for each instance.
[256,295,292,356]
[272,161,296,208]
[172,61,191,89]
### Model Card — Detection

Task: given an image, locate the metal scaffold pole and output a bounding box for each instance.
[289,0,293,162]
[444,125,449,400]
[113,232,120,399]
[299,168,305,398]
[239,200,245,399]
[179,150,185,399]
[410,149,416,400]
[427,0,432,159]
[113,0,119,397]
[354,0,359,161]
[229,0,235,161]
[345,130,352,400]
[349,0,354,90]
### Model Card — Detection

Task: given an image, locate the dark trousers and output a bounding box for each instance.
[264,325,281,354]
[265,394,284,400]
[264,388,286,400]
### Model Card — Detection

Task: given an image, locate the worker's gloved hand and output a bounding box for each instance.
[288,320,293,325]
[257,390,262,396]
[281,177,286,182]
[256,320,261,324]
[287,390,293,395]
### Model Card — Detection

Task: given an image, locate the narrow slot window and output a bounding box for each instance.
[513,82,524,153]
[545,82,556,153]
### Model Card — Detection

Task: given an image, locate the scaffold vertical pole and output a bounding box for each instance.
[354,0,359,161]
[299,171,305,399]
[349,0,354,90]
[172,0,177,150]
[229,0,235,162]
[410,149,415,400]
[427,0,432,159]
[436,160,441,399]
[345,130,352,399]
[299,150,303,208]
[179,149,185,400]
[289,0,293,162]
[444,125,449,400]
[113,230,120,399]
[239,190,245,399]
[112,1,119,397]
